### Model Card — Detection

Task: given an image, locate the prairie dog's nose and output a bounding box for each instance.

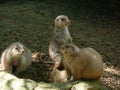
[21,50,24,54]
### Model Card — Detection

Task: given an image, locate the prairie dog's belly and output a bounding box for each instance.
[55,28,72,44]
[64,27,71,37]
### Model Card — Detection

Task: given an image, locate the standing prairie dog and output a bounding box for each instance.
[0,42,32,74]
[49,15,73,69]
[60,44,103,80]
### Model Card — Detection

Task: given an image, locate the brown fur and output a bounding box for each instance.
[0,42,32,74]
[32,52,40,62]
[60,44,103,80]
[49,15,72,69]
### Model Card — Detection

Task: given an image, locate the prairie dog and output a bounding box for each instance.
[60,44,103,80]
[52,69,68,83]
[49,15,73,69]
[0,42,32,74]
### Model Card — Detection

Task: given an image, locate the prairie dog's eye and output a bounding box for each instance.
[15,47,18,50]
[65,45,69,48]
[61,18,65,21]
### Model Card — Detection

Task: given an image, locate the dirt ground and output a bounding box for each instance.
[0,0,120,89]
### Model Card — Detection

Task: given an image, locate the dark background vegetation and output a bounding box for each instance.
[0,0,119,89]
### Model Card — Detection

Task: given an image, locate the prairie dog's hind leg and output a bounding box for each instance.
[53,53,64,70]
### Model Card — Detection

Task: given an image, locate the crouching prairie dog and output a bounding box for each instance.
[0,42,32,74]
[49,15,73,70]
[60,44,103,80]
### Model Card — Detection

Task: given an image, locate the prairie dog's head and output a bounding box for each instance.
[60,44,79,56]
[55,15,70,29]
[10,42,25,57]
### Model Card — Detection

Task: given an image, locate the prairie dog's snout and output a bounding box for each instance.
[19,48,25,54]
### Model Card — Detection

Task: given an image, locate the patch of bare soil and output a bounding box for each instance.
[17,52,54,82]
